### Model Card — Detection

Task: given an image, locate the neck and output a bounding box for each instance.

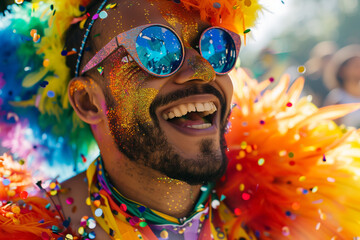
[101,152,202,219]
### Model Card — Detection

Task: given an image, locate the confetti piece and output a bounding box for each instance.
[61,50,67,56]
[88,232,96,239]
[78,226,85,235]
[2,179,10,186]
[286,102,293,107]
[139,221,147,227]
[299,176,306,182]
[200,186,208,191]
[322,154,326,162]
[160,230,169,239]
[282,226,290,236]
[33,33,41,42]
[49,182,56,189]
[244,0,252,6]
[220,194,226,201]
[239,183,245,191]
[105,3,118,9]
[20,191,28,199]
[138,206,146,213]
[81,154,87,163]
[15,0,24,4]
[92,13,99,20]
[269,77,275,82]
[327,177,335,183]
[260,120,265,125]
[236,163,242,171]
[86,197,91,205]
[79,5,85,11]
[93,200,101,207]
[99,11,108,19]
[30,29,37,38]
[312,199,323,204]
[258,158,265,166]
[244,29,251,34]
[288,152,294,158]
[97,66,104,75]
[65,234,73,240]
[234,208,241,216]
[312,186,318,193]
[297,65,306,74]
[87,217,96,229]
[94,208,103,217]
[93,33,100,38]
[120,203,127,212]
[19,159,25,165]
[66,197,74,205]
[242,192,250,200]
[213,2,221,8]
[211,199,220,209]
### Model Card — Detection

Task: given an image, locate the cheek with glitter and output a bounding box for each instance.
[107,53,158,133]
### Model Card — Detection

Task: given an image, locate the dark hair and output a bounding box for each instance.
[64,0,102,78]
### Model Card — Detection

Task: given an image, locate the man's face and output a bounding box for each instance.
[86,0,234,184]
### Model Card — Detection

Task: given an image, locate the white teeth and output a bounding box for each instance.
[163,101,217,120]
[162,113,169,120]
[187,103,196,112]
[179,104,188,115]
[187,123,212,129]
[168,112,175,119]
[173,108,182,117]
[195,103,205,112]
[203,102,211,111]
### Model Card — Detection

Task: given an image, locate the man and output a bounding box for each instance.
[57,0,249,239]
[1,0,360,239]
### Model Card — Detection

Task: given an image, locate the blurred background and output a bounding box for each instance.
[239,0,360,127]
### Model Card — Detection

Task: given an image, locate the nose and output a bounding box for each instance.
[172,47,216,84]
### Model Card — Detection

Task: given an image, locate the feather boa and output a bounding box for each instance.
[216,69,360,239]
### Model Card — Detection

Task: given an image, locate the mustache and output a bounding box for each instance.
[149,84,226,126]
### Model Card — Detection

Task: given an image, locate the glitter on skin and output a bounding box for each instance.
[151,0,199,47]
[187,55,216,82]
[107,49,158,134]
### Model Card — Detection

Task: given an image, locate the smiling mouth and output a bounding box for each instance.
[161,101,217,130]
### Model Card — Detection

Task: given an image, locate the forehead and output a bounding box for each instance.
[90,0,206,51]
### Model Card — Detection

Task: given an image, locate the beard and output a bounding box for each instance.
[106,85,229,185]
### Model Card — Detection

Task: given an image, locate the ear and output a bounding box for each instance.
[68,77,107,125]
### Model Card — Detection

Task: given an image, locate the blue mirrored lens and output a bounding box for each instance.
[136,26,183,76]
[200,28,236,74]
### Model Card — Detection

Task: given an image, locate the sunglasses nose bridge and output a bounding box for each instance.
[172,48,216,84]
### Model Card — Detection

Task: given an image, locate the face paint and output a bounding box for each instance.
[107,49,158,134]
[187,55,216,82]
[150,0,199,47]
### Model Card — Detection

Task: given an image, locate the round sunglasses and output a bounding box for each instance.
[81,24,241,77]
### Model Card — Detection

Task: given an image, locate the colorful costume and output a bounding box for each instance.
[1,0,360,239]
